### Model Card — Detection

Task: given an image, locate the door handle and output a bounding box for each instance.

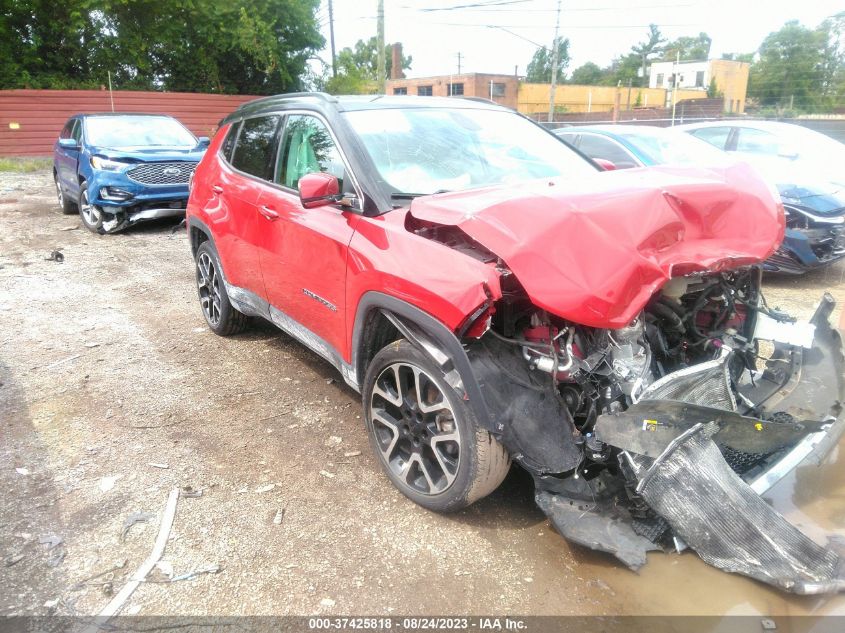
[212,185,224,194]
[258,205,279,221]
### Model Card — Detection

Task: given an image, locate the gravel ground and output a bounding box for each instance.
[1,170,845,617]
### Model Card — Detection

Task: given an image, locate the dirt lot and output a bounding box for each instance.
[2,170,845,618]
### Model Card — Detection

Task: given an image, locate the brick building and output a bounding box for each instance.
[384,73,519,110]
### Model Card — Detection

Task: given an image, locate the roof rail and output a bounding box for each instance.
[236,92,336,110]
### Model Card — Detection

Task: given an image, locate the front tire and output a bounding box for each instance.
[194,241,249,336]
[363,339,511,513]
[78,183,105,234]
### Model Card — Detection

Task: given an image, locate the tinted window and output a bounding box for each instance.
[59,120,75,140]
[735,127,779,155]
[277,115,345,190]
[577,134,639,168]
[556,132,578,146]
[690,126,731,150]
[71,120,82,143]
[221,122,240,162]
[231,116,280,181]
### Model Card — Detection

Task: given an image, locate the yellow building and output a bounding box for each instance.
[649,59,750,113]
[517,83,704,115]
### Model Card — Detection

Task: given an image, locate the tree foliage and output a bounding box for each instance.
[322,37,412,95]
[748,20,829,110]
[525,37,570,83]
[0,0,324,94]
[660,33,711,62]
[569,62,603,85]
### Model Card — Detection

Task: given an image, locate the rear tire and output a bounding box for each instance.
[194,241,249,336]
[363,339,511,513]
[55,172,77,215]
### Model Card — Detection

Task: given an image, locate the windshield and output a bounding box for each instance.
[617,128,726,166]
[343,108,595,195]
[84,116,197,149]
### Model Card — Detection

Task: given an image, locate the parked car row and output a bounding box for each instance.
[52,96,845,594]
[555,121,845,274]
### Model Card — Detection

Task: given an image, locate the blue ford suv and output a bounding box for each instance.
[53,113,209,234]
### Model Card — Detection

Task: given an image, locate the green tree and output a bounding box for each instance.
[631,24,665,86]
[525,37,570,83]
[0,0,324,94]
[569,62,605,85]
[323,37,412,95]
[660,32,712,62]
[706,77,722,98]
[749,20,826,110]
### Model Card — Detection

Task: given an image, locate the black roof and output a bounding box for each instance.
[224,92,506,123]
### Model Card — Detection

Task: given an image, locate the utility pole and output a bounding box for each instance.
[547,0,562,123]
[328,0,337,77]
[377,0,385,93]
[671,50,679,126]
[457,52,462,74]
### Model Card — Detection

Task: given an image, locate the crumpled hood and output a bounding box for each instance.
[409,163,784,329]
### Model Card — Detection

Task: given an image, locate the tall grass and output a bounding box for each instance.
[0,157,53,172]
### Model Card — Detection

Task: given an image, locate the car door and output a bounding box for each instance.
[215,115,282,301]
[55,118,81,192]
[256,112,358,356]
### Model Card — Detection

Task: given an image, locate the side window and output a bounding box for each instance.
[577,134,638,168]
[71,120,82,144]
[276,115,345,191]
[59,120,75,140]
[230,115,280,181]
[735,128,779,155]
[690,126,731,150]
[221,122,240,163]
[556,133,579,148]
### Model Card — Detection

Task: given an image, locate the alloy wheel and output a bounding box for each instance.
[369,362,462,495]
[196,252,222,326]
[79,190,101,227]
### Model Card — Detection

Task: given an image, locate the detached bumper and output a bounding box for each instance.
[764,227,845,274]
[539,294,845,594]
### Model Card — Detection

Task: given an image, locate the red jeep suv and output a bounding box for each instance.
[187,93,845,592]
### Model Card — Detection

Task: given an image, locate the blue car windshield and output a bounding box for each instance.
[84,116,197,149]
[617,128,725,166]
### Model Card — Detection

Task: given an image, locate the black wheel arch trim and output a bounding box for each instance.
[352,291,495,434]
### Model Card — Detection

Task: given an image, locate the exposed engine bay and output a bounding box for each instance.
[463,264,845,594]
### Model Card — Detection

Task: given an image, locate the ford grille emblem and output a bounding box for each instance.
[163,167,181,176]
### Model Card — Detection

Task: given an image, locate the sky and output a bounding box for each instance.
[313,0,843,79]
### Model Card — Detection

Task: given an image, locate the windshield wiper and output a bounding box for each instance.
[390,189,451,200]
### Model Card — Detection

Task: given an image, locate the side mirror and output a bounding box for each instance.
[58,138,79,150]
[299,172,340,209]
[197,136,210,148]
[593,158,617,171]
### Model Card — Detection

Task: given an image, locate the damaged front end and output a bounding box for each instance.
[406,166,845,593]
[466,271,845,594]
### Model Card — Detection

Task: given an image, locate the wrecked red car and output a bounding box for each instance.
[186,94,845,594]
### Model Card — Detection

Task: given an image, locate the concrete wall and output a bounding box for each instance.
[0,89,259,156]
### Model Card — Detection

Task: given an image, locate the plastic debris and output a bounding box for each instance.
[343,451,362,458]
[254,483,276,493]
[121,512,155,542]
[320,598,336,608]
[148,463,169,469]
[15,467,29,475]
[99,475,122,492]
[319,470,335,479]
[273,509,285,525]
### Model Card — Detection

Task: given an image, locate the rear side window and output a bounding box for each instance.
[230,115,280,181]
[689,126,731,150]
[221,122,240,162]
[735,128,779,155]
[577,134,639,168]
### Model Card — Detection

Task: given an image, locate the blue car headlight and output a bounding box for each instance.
[90,156,131,171]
